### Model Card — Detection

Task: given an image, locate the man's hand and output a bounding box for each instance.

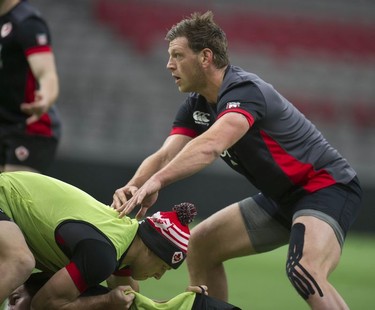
[111,185,139,211]
[20,90,49,124]
[108,286,135,309]
[118,177,161,219]
[186,285,208,295]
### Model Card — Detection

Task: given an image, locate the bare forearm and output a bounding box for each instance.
[127,152,171,187]
[154,137,220,188]
[38,71,59,107]
[32,290,132,310]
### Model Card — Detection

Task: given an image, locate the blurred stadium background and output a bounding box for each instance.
[28,0,375,231]
[1,1,374,309]
[35,0,375,234]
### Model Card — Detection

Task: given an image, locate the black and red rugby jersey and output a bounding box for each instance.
[0,1,61,138]
[170,65,356,205]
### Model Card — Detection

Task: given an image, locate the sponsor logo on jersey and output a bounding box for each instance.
[1,22,12,38]
[226,101,241,109]
[36,33,48,45]
[172,251,184,264]
[15,146,30,162]
[193,111,210,126]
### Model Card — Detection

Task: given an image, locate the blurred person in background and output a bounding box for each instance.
[0,0,61,173]
[0,171,198,309]
[112,11,362,310]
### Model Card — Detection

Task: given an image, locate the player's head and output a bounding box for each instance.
[165,11,229,69]
[138,202,197,269]
[7,272,51,310]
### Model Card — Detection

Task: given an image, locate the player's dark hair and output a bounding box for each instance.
[165,11,229,68]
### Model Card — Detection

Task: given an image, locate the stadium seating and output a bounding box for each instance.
[30,0,375,181]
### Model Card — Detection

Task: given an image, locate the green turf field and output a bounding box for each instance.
[1,233,374,310]
[138,233,375,310]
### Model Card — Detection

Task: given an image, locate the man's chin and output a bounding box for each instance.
[178,86,191,93]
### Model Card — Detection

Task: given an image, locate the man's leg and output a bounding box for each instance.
[187,196,290,302]
[287,216,348,310]
[0,221,35,303]
[187,202,255,301]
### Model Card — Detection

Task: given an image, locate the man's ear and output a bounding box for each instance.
[200,48,213,66]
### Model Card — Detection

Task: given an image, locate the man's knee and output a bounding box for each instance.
[285,223,324,300]
[188,222,210,249]
[187,222,220,267]
[18,249,36,273]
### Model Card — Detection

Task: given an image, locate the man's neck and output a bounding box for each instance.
[121,235,144,266]
[201,65,228,105]
[0,0,19,16]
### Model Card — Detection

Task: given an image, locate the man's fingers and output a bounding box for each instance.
[112,188,128,209]
[119,199,137,218]
[186,285,208,295]
[25,114,39,125]
[135,207,147,220]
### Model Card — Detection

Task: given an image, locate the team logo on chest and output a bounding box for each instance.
[193,111,210,126]
[1,22,12,38]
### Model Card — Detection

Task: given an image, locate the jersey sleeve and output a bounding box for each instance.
[66,239,118,293]
[55,221,118,293]
[217,82,267,127]
[16,17,52,56]
[170,97,200,138]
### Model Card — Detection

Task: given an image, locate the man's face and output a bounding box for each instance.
[166,37,206,93]
[130,250,171,281]
[7,285,32,310]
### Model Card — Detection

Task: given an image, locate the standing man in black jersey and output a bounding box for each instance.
[0,0,61,173]
[112,11,362,309]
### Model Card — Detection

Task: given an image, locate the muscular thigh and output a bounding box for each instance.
[291,216,341,273]
[191,203,253,261]
[239,197,290,253]
[0,217,30,259]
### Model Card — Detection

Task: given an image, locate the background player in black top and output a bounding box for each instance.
[0,0,61,173]
[112,11,362,309]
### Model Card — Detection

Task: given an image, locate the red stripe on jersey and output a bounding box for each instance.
[24,69,53,136]
[26,113,53,136]
[260,131,336,192]
[25,46,52,56]
[55,233,65,245]
[218,108,255,127]
[24,68,36,102]
[170,127,198,138]
[65,262,88,293]
[113,266,132,277]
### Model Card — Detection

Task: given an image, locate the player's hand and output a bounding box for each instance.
[20,90,49,124]
[186,285,208,295]
[111,185,138,211]
[109,286,135,309]
[119,177,161,219]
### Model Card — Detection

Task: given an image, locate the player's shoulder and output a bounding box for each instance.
[10,1,43,25]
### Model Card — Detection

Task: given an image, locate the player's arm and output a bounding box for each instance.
[112,134,192,210]
[30,268,135,310]
[121,112,250,218]
[21,51,59,124]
